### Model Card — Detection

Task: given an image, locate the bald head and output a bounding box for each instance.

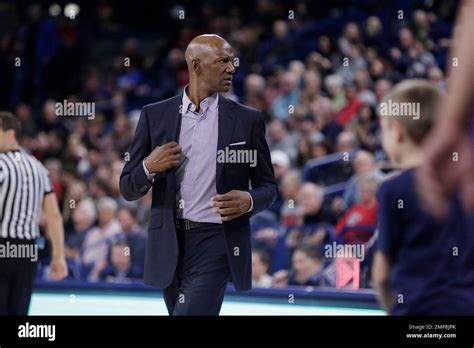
[184,34,235,94]
[185,34,230,65]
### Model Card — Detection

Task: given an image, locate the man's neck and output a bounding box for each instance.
[186,83,214,112]
[397,145,424,169]
[0,144,19,153]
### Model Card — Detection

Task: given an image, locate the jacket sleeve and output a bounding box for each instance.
[120,106,154,201]
[247,112,278,216]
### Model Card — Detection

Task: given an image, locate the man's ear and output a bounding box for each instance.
[393,120,406,144]
[6,129,16,143]
[192,59,200,75]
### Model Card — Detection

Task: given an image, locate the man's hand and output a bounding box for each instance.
[210,190,251,221]
[48,256,68,281]
[144,141,182,174]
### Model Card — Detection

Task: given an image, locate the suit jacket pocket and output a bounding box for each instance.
[148,210,163,230]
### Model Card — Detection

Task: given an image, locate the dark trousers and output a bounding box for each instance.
[0,241,38,315]
[163,224,230,315]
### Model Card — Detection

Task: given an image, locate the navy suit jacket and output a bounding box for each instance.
[120,93,277,291]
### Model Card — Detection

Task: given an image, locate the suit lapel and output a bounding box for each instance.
[216,95,236,184]
[165,92,184,144]
[164,93,183,206]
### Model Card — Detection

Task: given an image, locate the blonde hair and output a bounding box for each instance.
[378,79,442,144]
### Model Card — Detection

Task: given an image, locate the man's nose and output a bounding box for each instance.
[226,61,236,73]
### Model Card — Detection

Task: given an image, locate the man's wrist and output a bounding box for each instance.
[52,252,65,260]
[144,157,152,172]
[246,192,254,213]
[143,159,157,182]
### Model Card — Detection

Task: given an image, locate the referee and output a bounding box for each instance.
[0,111,67,315]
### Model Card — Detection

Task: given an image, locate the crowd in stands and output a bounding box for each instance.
[0,0,458,287]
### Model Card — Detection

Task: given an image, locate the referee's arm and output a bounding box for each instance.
[42,192,68,280]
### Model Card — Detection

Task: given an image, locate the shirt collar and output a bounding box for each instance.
[182,85,219,114]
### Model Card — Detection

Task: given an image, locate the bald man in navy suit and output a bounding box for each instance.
[120,34,277,315]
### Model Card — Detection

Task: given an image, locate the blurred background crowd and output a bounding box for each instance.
[0,0,459,288]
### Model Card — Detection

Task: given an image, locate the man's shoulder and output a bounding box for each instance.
[380,168,414,192]
[220,95,261,119]
[377,168,417,210]
[143,94,182,112]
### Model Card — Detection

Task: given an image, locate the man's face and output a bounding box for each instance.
[359,185,376,204]
[292,251,321,280]
[0,130,5,151]
[380,116,401,164]
[111,245,130,272]
[118,209,135,231]
[0,129,15,152]
[281,176,299,199]
[72,206,93,230]
[251,252,268,278]
[297,187,322,215]
[98,206,115,226]
[198,44,235,93]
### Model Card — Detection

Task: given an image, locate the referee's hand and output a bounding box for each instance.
[48,256,68,281]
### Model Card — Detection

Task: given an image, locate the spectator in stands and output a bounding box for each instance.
[99,240,142,282]
[271,71,301,120]
[285,183,334,250]
[349,103,379,152]
[309,132,332,159]
[39,99,69,141]
[258,20,296,74]
[62,180,88,230]
[335,173,381,244]
[268,150,290,218]
[334,82,362,127]
[354,69,376,107]
[295,111,318,137]
[65,198,96,264]
[243,73,268,118]
[273,245,324,287]
[82,197,121,280]
[252,249,273,288]
[374,79,393,104]
[315,35,341,73]
[271,150,290,181]
[335,130,359,153]
[310,96,343,146]
[116,207,147,274]
[300,70,322,104]
[280,170,303,227]
[364,16,386,52]
[338,22,363,57]
[267,119,298,164]
[15,102,37,136]
[324,74,346,111]
[45,158,64,202]
[110,115,134,158]
[295,134,314,167]
[289,60,306,85]
[333,150,385,213]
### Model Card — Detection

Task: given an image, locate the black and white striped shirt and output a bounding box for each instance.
[0,149,53,240]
